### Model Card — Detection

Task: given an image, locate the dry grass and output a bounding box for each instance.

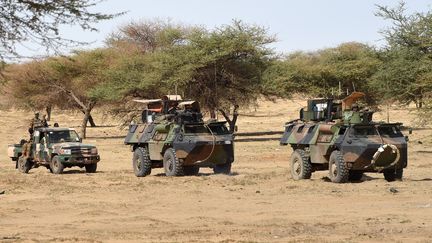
[0,98,431,242]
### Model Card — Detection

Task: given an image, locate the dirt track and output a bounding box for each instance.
[1,99,431,242]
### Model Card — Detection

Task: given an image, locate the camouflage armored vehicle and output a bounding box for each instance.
[280,92,408,183]
[125,95,234,177]
[8,127,100,174]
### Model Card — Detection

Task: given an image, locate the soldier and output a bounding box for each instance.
[41,114,49,127]
[29,112,44,132]
[351,104,359,112]
[343,104,360,123]
[24,112,43,158]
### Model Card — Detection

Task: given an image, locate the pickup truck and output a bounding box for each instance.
[8,127,100,174]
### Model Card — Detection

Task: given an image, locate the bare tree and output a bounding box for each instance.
[0,0,122,60]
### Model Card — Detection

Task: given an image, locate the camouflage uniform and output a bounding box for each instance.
[24,113,43,158]
[29,113,44,131]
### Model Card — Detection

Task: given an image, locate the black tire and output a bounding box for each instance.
[383,168,403,182]
[328,150,349,183]
[213,162,232,175]
[133,147,152,177]
[349,171,363,181]
[50,155,64,174]
[184,166,200,176]
[290,149,312,180]
[18,156,32,174]
[163,148,184,176]
[85,163,97,173]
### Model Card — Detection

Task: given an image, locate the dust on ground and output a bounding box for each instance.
[0,99,431,242]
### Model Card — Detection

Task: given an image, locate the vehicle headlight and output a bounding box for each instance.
[91,148,98,154]
[224,140,232,145]
[61,149,71,155]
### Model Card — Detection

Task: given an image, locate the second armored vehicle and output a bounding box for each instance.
[125,95,234,177]
[280,92,408,183]
[8,127,100,174]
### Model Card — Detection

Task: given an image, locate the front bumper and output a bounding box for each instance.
[174,142,234,166]
[343,145,407,171]
[58,155,100,165]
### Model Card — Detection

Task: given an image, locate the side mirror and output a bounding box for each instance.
[408,127,413,135]
[405,136,409,142]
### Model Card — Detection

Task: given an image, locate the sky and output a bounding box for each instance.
[19,0,432,57]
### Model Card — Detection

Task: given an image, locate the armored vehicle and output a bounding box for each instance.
[124,95,234,177]
[8,127,100,174]
[280,92,408,183]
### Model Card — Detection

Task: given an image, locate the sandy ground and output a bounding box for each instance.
[0,99,431,242]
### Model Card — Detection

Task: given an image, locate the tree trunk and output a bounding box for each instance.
[45,106,52,121]
[210,110,216,119]
[80,110,96,127]
[88,114,96,127]
[81,108,92,139]
[50,85,96,136]
[218,105,239,134]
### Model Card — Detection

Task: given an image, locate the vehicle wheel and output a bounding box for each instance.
[213,162,232,175]
[290,149,312,180]
[133,147,152,177]
[328,150,349,183]
[383,168,403,182]
[18,156,32,174]
[50,155,64,174]
[85,164,97,173]
[349,171,363,181]
[184,166,200,176]
[163,148,184,176]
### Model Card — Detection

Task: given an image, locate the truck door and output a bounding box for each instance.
[36,132,48,162]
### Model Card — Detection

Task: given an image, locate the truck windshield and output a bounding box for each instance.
[49,130,80,143]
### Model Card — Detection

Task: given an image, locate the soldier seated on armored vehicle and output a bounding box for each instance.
[125,95,234,177]
[280,92,408,183]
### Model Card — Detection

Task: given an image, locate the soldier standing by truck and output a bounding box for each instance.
[23,112,46,158]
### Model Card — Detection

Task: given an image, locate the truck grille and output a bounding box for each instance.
[71,148,92,156]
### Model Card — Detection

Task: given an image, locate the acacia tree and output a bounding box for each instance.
[263,42,381,103]
[5,49,114,138]
[96,20,276,132]
[5,61,62,120]
[0,0,121,60]
[371,2,432,108]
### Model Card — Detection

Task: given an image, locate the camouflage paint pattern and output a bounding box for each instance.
[125,97,234,170]
[8,127,100,169]
[280,92,408,174]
